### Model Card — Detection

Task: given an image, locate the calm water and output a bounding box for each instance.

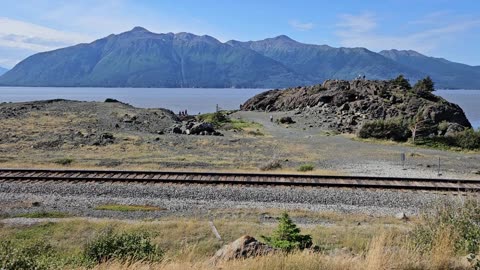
[436,90,480,129]
[0,87,266,115]
[0,87,478,129]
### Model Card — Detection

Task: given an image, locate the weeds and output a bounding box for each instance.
[14,211,71,218]
[84,229,163,264]
[53,158,74,166]
[297,164,315,172]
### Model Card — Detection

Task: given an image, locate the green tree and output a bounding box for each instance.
[261,212,313,251]
[414,76,435,92]
[391,74,411,90]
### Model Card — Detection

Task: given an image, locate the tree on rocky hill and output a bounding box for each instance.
[391,74,412,90]
[414,76,435,92]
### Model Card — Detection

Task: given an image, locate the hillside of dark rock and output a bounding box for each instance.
[241,79,471,137]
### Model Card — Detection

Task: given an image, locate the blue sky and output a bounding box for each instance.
[1,0,479,68]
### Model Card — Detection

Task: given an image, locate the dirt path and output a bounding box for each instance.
[233,111,480,179]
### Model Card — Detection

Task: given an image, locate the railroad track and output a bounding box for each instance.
[1,168,479,192]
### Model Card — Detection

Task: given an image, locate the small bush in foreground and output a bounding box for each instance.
[297,164,314,172]
[261,212,313,252]
[53,158,74,166]
[84,229,162,264]
[358,119,411,141]
[0,241,52,270]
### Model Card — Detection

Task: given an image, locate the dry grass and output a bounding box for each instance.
[84,232,470,270]
[0,207,472,270]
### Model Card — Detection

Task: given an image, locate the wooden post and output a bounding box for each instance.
[209,221,222,241]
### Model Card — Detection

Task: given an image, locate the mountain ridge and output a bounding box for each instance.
[0,27,478,89]
[0,67,7,76]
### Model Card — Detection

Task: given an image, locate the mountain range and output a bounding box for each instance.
[0,27,479,89]
[0,67,7,76]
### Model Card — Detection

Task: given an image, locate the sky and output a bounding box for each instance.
[0,0,480,68]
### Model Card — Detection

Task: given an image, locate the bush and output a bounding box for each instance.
[455,129,480,150]
[297,164,314,172]
[416,129,480,150]
[0,241,52,270]
[390,74,411,90]
[414,76,435,92]
[53,158,74,166]
[84,229,162,264]
[261,212,313,252]
[358,119,411,141]
[197,111,228,127]
[412,198,480,259]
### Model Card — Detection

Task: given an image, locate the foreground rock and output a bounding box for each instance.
[241,80,471,137]
[210,235,275,264]
[170,119,223,136]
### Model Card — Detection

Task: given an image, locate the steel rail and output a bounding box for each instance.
[0,168,478,192]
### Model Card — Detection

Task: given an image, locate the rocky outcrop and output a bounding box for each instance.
[210,235,275,264]
[170,119,223,136]
[242,80,472,137]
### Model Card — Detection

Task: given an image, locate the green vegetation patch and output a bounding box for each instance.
[261,212,314,252]
[358,118,411,142]
[94,204,165,212]
[53,158,74,165]
[297,164,315,172]
[84,229,163,264]
[415,129,480,151]
[197,111,262,131]
[14,211,72,218]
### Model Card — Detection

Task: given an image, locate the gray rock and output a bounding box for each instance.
[210,235,275,265]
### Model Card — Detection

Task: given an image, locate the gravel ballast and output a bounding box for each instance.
[0,181,454,220]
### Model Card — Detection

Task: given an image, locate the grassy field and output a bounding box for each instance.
[1,199,478,270]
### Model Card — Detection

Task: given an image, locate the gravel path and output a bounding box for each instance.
[0,180,457,222]
[233,111,480,179]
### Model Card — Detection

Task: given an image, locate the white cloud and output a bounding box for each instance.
[335,12,480,53]
[289,20,314,31]
[0,17,91,51]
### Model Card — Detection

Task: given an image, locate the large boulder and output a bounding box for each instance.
[189,122,215,135]
[210,235,276,265]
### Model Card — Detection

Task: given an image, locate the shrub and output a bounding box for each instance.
[455,129,480,150]
[437,121,449,133]
[416,129,480,150]
[261,212,313,252]
[53,158,74,166]
[390,74,411,90]
[84,229,162,264]
[197,111,228,127]
[0,241,52,270]
[358,119,411,141]
[297,164,314,172]
[413,76,435,92]
[412,198,480,256]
